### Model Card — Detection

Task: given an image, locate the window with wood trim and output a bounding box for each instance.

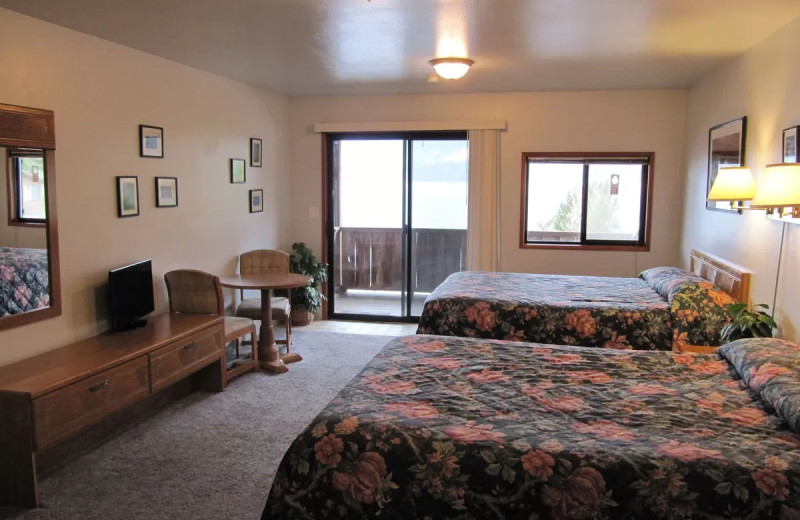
[520,152,653,250]
[7,150,46,226]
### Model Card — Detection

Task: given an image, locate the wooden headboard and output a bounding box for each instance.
[689,249,751,303]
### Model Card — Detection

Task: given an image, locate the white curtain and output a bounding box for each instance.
[466,129,500,271]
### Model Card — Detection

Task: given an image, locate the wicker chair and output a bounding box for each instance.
[164,269,257,386]
[234,249,293,355]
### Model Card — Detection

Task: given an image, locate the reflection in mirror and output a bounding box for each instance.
[1,147,50,316]
[0,102,60,331]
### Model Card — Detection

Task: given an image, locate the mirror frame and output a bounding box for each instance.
[0,103,61,331]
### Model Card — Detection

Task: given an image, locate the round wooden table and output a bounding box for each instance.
[219,272,311,374]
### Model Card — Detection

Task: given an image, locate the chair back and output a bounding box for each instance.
[239,249,290,276]
[164,269,224,315]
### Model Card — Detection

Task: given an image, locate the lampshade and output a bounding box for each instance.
[751,163,800,208]
[429,57,474,80]
[707,166,756,201]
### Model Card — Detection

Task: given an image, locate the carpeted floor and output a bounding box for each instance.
[3,330,396,520]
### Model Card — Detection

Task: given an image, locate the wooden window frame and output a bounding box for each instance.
[519,152,654,251]
[7,150,47,228]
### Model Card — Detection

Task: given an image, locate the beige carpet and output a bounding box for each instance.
[2,330,397,520]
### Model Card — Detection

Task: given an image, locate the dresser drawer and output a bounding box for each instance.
[33,356,150,449]
[150,327,222,392]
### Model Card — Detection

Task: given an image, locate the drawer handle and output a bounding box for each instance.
[88,380,110,392]
[183,342,198,351]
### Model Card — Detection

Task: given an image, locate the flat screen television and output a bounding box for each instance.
[109,259,155,332]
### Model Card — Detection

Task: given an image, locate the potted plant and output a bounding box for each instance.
[288,242,328,326]
[720,303,777,342]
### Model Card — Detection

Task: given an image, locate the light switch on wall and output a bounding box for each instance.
[308,206,320,218]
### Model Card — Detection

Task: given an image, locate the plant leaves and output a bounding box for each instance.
[725,303,775,340]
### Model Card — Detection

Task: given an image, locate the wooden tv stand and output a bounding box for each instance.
[0,313,224,508]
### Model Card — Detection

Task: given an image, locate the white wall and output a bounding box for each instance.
[0,9,290,366]
[289,90,686,277]
[680,16,800,341]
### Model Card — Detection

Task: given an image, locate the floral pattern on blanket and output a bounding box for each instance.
[671,281,736,348]
[719,338,800,434]
[0,247,49,316]
[416,271,673,350]
[639,266,703,298]
[641,267,735,347]
[263,335,800,520]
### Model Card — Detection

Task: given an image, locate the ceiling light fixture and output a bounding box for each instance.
[429,57,474,80]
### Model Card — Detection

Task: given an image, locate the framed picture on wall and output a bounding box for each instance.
[155,177,178,207]
[116,176,139,217]
[250,138,262,167]
[230,158,246,184]
[249,189,263,213]
[783,126,799,163]
[707,117,747,212]
[139,125,164,158]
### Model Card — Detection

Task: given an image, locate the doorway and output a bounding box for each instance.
[326,132,468,321]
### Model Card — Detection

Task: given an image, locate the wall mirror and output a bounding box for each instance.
[0,103,61,331]
[706,116,747,213]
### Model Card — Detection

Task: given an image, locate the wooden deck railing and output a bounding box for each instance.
[525,230,639,243]
[334,227,466,293]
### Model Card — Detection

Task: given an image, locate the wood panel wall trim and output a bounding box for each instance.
[0,104,55,150]
[689,249,752,303]
[313,120,507,133]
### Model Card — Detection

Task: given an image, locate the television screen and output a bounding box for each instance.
[109,259,154,332]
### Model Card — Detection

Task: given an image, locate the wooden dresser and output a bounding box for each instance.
[0,313,224,508]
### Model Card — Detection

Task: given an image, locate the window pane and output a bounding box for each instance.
[586,164,642,242]
[411,140,468,316]
[17,157,46,220]
[339,140,403,228]
[411,140,468,230]
[526,162,583,243]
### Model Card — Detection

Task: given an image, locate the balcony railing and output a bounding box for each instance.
[525,230,639,243]
[334,227,466,293]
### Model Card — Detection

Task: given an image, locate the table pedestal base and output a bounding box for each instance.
[219,273,311,375]
[262,360,288,374]
[257,342,288,374]
[281,352,303,364]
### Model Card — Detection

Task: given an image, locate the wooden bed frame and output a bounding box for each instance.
[689,249,751,303]
[680,249,752,353]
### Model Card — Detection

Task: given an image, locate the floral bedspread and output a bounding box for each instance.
[263,335,800,520]
[416,271,674,350]
[641,267,737,348]
[0,247,49,316]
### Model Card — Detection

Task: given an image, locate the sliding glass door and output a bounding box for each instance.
[327,132,468,321]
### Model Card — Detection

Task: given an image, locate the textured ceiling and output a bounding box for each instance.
[2,0,800,96]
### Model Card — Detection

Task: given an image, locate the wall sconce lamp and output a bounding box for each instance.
[750,163,800,219]
[707,166,756,212]
[429,57,474,80]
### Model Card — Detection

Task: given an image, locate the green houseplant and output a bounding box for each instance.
[288,242,328,326]
[720,303,777,342]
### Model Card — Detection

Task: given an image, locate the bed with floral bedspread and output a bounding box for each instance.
[263,335,800,519]
[0,247,50,316]
[416,267,736,351]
